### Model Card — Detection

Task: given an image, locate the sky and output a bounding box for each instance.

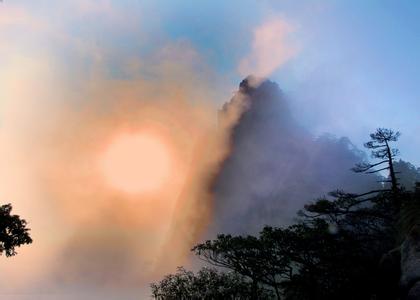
[0,0,419,298]
[2,0,419,162]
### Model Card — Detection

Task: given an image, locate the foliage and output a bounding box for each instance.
[400,184,420,236]
[151,266,273,299]
[352,128,400,192]
[152,129,418,299]
[154,189,405,299]
[0,203,32,256]
[192,190,400,299]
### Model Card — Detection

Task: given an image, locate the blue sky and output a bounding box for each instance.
[154,0,420,164]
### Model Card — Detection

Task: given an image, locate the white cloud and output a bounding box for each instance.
[238,17,298,80]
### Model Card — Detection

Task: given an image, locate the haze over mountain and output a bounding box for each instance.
[211,76,383,235]
[1,1,420,299]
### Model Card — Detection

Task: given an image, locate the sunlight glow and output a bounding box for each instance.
[99,132,172,194]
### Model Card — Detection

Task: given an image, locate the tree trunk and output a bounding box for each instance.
[274,283,281,299]
[250,278,257,299]
[385,140,398,193]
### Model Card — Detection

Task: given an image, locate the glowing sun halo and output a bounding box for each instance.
[99,133,172,194]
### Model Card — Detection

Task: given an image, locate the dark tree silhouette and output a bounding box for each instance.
[151,266,273,299]
[152,129,419,299]
[0,203,32,256]
[158,195,408,299]
[190,190,401,299]
[352,128,400,193]
[192,233,284,299]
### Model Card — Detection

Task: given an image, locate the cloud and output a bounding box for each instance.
[238,17,298,80]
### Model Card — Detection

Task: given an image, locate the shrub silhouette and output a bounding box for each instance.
[0,203,32,257]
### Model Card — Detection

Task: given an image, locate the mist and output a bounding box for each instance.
[0,37,234,299]
[1,1,419,299]
[211,76,382,235]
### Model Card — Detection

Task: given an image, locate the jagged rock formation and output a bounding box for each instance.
[211,76,381,235]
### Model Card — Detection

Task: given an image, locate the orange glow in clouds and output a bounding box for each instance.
[99,132,172,194]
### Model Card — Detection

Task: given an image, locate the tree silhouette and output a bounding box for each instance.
[156,188,401,299]
[352,128,400,193]
[192,233,285,299]
[190,190,400,299]
[0,203,32,256]
[151,266,273,299]
[152,129,419,299]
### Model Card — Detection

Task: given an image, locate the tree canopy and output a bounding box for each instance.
[0,203,32,256]
[151,129,420,299]
[352,128,401,193]
[151,267,273,299]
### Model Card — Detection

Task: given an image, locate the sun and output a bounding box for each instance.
[99,132,172,194]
